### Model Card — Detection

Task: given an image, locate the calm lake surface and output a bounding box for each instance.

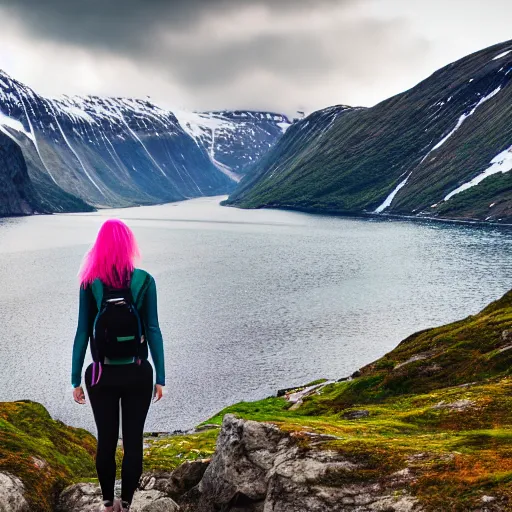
[0,196,511,433]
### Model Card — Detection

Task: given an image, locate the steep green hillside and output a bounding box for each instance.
[0,401,96,510]
[204,289,512,510]
[225,39,512,224]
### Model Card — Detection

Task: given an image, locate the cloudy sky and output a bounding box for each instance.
[0,0,510,115]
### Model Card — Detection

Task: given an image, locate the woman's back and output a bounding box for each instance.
[72,220,165,512]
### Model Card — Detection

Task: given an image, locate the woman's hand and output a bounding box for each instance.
[153,384,164,403]
[73,386,86,404]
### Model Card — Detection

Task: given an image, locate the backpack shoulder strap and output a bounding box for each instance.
[130,269,151,309]
[91,279,103,309]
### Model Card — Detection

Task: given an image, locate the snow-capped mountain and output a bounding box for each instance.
[226,40,512,224]
[175,110,291,182]
[0,70,289,214]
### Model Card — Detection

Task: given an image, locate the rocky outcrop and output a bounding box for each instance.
[177,414,423,512]
[58,460,209,512]
[0,131,88,215]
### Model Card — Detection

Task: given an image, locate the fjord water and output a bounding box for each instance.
[0,196,511,433]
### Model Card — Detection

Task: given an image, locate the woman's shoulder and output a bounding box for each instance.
[134,268,153,278]
[133,268,156,285]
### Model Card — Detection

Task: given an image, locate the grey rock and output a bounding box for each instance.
[285,381,335,411]
[131,490,179,512]
[418,364,442,376]
[432,399,475,411]
[194,424,220,432]
[343,409,370,420]
[0,472,29,512]
[394,353,433,370]
[501,330,512,342]
[57,483,179,512]
[56,483,103,512]
[140,460,210,500]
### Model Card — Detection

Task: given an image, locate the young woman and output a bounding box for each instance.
[72,219,165,512]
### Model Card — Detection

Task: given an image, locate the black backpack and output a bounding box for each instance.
[89,270,150,385]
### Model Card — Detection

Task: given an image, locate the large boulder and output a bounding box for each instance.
[0,472,29,512]
[56,483,102,512]
[178,414,424,512]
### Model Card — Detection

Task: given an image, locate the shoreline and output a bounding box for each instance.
[222,200,512,229]
[3,194,512,229]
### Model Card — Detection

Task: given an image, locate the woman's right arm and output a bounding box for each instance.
[71,287,90,389]
[143,277,166,388]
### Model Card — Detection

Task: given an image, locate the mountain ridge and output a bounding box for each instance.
[0,70,289,215]
[225,39,512,224]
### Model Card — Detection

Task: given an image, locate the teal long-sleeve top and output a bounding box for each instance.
[71,270,166,388]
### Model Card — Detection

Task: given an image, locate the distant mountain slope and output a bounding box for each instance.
[0,71,289,215]
[0,130,92,215]
[225,40,512,223]
[174,110,291,182]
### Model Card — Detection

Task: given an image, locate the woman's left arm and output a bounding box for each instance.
[71,287,91,391]
[143,277,166,390]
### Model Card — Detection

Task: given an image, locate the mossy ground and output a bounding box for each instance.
[141,429,218,472]
[0,401,218,510]
[3,291,512,511]
[190,289,512,511]
[0,400,96,511]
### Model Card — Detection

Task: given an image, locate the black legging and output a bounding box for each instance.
[85,360,153,504]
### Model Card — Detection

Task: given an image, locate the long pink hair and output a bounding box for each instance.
[79,219,140,288]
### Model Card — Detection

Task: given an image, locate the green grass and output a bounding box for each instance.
[142,429,218,472]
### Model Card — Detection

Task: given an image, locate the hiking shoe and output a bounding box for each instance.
[102,500,114,512]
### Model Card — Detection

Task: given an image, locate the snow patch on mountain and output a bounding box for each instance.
[493,49,512,61]
[174,111,236,140]
[174,109,291,180]
[277,122,290,133]
[444,145,512,200]
[0,108,34,141]
[430,87,502,153]
[374,173,411,213]
[374,82,506,214]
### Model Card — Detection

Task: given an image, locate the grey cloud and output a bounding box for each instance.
[0,0,396,89]
[156,16,430,90]
[0,0,432,113]
[0,0,352,53]
[168,33,335,87]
